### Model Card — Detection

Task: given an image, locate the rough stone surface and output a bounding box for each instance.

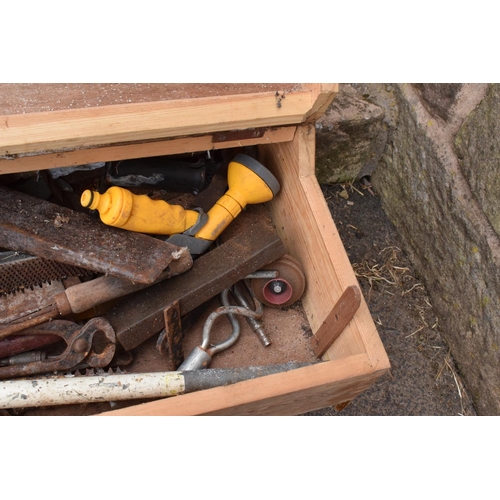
[455,84,500,236]
[353,83,500,415]
[315,85,388,183]
[413,83,463,121]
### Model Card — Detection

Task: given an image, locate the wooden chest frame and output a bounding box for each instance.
[0,83,390,415]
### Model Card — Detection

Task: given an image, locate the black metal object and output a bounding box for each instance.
[106,155,222,194]
[181,361,314,393]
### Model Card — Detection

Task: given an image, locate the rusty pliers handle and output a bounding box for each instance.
[0,317,116,379]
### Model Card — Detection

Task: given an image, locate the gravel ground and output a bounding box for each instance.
[304,180,477,416]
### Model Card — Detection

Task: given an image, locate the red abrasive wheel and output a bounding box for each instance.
[251,254,306,308]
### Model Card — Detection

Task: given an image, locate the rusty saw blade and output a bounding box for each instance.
[0,185,190,284]
[0,251,95,296]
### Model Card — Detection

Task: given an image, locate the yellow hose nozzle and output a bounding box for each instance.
[194,154,279,241]
[81,154,280,250]
[80,185,199,235]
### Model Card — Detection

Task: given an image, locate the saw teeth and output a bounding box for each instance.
[31,366,129,378]
[0,253,96,296]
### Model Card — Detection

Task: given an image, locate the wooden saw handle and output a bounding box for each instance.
[56,247,193,315]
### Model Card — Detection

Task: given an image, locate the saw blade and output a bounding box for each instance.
[0,251,96,296]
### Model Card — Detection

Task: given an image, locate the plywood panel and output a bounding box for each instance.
[0,84,337,159]
[0,84,300,115]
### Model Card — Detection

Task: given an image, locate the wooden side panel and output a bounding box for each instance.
[99,354,386,416]
[258,125,389,368]
[0,127,296,175]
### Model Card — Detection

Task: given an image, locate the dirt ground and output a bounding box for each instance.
[304,180,477,416]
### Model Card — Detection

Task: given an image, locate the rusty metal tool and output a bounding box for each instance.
[156,301,209,370]
[0,184,189,284]
[1,280,67,324]
[156,301,184,371]
[0,251,93,325]
[0,317,116,379]
[105,204,286,351]
[0,249,192,338]
[0,251,95,296]
[310,285,362,358]
[0,351,49,366]
[0,361,314,409]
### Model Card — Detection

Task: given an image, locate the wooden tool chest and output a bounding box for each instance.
[0,83,390,415]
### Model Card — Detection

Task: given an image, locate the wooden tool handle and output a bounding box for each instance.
[62,275,147,314]
[61,247,193,315]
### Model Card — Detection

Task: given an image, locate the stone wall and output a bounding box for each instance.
[318,83,500,415]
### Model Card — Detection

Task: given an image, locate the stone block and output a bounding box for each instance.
[315,84,388,183]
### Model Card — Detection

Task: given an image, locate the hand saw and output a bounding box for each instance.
[0,251,95,297]
[1,251,97,325]
[0,184,190,285]
[0,247,193,336]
